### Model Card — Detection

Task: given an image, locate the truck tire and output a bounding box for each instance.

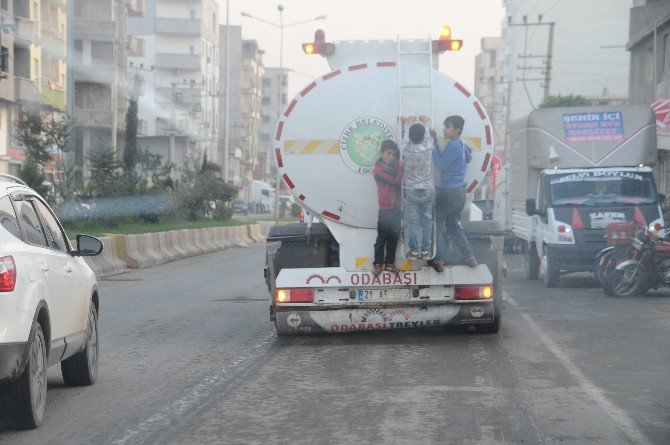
[525,243,540,280]
[540,245,560,288]
[1,324,47,430]
[478,250,502,334]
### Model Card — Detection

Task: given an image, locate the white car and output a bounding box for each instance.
[0,176,103,429]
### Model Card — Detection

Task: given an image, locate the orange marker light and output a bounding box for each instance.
[439,26,451,40]
[451,40,462,51]
[304,43,315,54]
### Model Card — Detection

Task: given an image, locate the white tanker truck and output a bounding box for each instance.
[265,29,504,335]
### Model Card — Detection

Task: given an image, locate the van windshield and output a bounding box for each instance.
[549,171,657,206]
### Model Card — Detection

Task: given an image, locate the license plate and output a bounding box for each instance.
[358,289,411,301]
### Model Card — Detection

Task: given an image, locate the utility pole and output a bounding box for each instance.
[508,15,555,105]
[223,0,230,182]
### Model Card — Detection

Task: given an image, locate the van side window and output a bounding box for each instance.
[0,195,21,239]
[14,200,48,247]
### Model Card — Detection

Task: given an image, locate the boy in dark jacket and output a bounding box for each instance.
[373,140,404,274]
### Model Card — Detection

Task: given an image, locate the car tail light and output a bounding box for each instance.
[0,256,16,292]
[454,285,492,300]
[276,288,314,303]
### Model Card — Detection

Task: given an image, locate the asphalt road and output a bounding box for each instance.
[1,246,668,444]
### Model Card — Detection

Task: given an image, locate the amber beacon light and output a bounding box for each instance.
[302,29,335,56]
[432,25,463,52]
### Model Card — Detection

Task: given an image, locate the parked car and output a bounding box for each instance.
[0,175,103,430]
[231,199,248,215]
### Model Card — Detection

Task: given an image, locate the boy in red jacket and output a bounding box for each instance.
[373,140,404,274]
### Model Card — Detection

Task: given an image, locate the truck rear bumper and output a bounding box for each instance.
[275,302,495,334]
[549,244,604,272]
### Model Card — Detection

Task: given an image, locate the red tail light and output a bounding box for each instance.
[454,285,492,300]
[276,288,314,303]
[0,256,17,292]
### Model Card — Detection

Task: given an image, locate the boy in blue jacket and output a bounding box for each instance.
[431,115,477,271]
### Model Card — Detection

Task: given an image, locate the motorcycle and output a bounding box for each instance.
[595,222,638,287]
[603,224,670,297]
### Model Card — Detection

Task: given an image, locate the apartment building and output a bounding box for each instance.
[258,66,287,183]
[218,24,242,185]
[474,37,505,151]
[73,0,141,180]
[128,0,220,177]
[0,0,67,176]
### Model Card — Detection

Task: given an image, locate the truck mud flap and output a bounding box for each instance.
[275,304,494,334]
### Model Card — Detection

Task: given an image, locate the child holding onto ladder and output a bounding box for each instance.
[372,140,404,274]
[402,115,435,261]
[431,115,478,270]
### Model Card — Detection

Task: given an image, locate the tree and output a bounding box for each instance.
[123,98,138,176]
[539,94,590,108]
[175,162,237,221]
[18,157,48,197]
[16,109,74,200]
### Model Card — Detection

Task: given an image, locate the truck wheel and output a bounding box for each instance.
[525,244,539,280]
[1,324,48,430]
[476,249,502,334]
[540,245,560,288]
[61,304,99,386]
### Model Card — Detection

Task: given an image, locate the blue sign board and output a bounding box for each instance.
[562,111,624,142]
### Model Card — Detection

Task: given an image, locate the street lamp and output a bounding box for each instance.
[241,5,326,219]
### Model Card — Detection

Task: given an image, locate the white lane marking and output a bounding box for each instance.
[505,292,652,445]
[112,332,275,445]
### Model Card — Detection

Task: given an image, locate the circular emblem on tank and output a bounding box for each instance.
[339,117,396,175]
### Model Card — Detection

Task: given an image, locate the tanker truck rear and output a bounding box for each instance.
[265,29,503,335]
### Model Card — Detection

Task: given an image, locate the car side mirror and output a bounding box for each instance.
[72,234,103,257]
[525,198,537,216]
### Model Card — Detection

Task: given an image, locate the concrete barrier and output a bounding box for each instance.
[178,229,201,256]
[153,232,179,263]
[206,227,226,250]
[168,230,189,258]
[82,236,127,277]
[198,228,218,252]
[247,224,266,243]
[141,233,165,265]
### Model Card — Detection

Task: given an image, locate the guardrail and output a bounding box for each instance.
[80,224,266,278]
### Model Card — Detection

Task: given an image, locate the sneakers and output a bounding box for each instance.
[428,259,444,273]
[385,263,399,273]
[464,256,478,268]
[420,250,431,260]
[373,264,382,275]
[406,251,419,261]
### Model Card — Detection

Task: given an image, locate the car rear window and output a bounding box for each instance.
[0,195,21,239]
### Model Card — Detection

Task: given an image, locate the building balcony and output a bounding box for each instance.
[74,20,116,40]
[15,17,35,47]
[155,18,201,36]
[14,77,38,103]
[75,64,115,84]
[41,84,65,110]
[126,35,145,57]
[127,0,147,17]
[74,109,114,128]
[155,53,200,70]
[39,28,66,57]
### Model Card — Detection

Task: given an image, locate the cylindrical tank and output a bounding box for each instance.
[275,61,494,229]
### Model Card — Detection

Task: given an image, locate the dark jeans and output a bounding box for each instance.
[435,187,474,262]
[374,207,401,265]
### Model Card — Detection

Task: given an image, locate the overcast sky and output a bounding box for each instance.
[223,0,505,97]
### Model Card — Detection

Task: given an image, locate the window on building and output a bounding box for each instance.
[263,78,271,87]
[74,40,83,64]
[33,58,39,78]
[0,0,8,12]
[0,47,8,74]
[262,115,270,124]
[91,41,114,64]
[190,45,195,55]
[663,33,669,74]
[190,9,196,20]
[262,97,271,105]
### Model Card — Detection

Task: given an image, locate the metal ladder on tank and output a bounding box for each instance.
[396,35,438,263]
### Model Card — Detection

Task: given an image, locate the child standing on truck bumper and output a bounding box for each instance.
[402,115,435,261]
[432,115,477,269]
[373,140,404,274]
